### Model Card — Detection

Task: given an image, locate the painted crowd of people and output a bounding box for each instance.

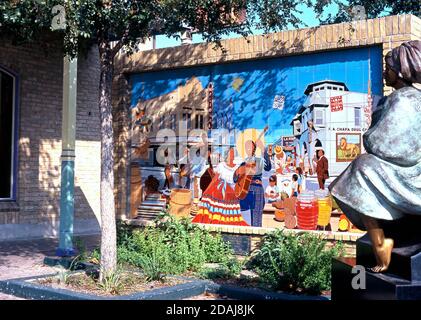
[186,138,329,228]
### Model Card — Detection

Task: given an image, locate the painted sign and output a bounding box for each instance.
[364,95,373,127]
[282,136,295,148]
[330,96,344,112]
[336,133,361,162]
[273,95,285,110]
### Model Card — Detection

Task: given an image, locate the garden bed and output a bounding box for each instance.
[35,271,188,297]
[0,272,209,300]
[0,272,329,300]
[0,213,340,300]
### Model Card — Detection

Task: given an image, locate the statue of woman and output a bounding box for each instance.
[329,40,421,273]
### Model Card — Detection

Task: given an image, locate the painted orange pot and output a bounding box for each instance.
[295,192,318,230]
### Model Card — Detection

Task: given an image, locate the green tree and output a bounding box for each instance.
[314,0,420,24]
[1,0,419,280]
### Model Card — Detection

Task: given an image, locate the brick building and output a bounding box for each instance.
[0,14,419,244]
[0,34,101,240]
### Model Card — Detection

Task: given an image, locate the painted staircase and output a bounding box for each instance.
[136,193,167,221]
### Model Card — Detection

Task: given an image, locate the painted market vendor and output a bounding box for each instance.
[329,40,421,273]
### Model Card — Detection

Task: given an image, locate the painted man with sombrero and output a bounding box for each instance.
[273,145,286,175]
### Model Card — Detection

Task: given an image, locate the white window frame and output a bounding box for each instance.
[354,107,362,127]
[314,108,325,126]
[293,120,301,135]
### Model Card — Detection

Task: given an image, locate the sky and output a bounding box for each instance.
[155,2,342,49]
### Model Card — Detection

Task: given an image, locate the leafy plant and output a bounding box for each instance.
[114,211,236,279]
[116,220,133,247]
[225,257,245,276]
[138,253,167,282]
[73,237,88,261]
[249,230,344,295]
[198,258,245,280]
[98,268,123,295]
[89,248,101,264]
[55,265,71,285]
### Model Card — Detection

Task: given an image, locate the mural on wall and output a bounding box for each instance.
[128,45,383,230]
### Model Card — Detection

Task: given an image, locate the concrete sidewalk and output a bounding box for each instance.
[0,234,100,300]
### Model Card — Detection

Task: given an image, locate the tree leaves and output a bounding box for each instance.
[2,0,419,56]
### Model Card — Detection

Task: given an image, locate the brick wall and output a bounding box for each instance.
[113,14,421,218]
[116,15,420,75]
[0,33,101,230]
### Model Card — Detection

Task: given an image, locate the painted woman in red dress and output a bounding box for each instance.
[192,147,249,226]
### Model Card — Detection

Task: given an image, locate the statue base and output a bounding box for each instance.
[332,257,421,300]
[332,215,421,300]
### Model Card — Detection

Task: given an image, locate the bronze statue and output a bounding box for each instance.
[329,40,421,273]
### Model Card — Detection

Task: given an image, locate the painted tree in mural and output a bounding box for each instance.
[1,0,419,279]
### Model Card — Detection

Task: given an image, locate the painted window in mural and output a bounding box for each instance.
[314,109,325,126]
[354,107,362,127]
[195,114,205,130]
[182,113,192,130]
[128,46,383,231]
[0,67,16,200]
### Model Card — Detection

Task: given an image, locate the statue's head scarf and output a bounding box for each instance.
[385,40,421,84]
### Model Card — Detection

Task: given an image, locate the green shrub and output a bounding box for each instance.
[198,258,245,280]
[116,220,133,247]
[115,212,236,279]
[137,252,167,282]
[249,230,344,295]
[73,237,88,261]
[55,265,72,285]
[89,248,101,262]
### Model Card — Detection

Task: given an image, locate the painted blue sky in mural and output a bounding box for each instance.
[131,46,383,143]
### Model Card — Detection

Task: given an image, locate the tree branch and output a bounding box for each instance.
[111,28,129,57]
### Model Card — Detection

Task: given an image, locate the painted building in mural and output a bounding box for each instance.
[289,80,382,176]
[131,76,210,167]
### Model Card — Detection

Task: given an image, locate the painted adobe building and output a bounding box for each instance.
[131,75,210,167]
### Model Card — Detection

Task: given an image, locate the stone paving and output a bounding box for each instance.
[0,234,100,300]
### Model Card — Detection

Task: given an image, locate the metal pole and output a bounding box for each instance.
[56,55,78,257]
